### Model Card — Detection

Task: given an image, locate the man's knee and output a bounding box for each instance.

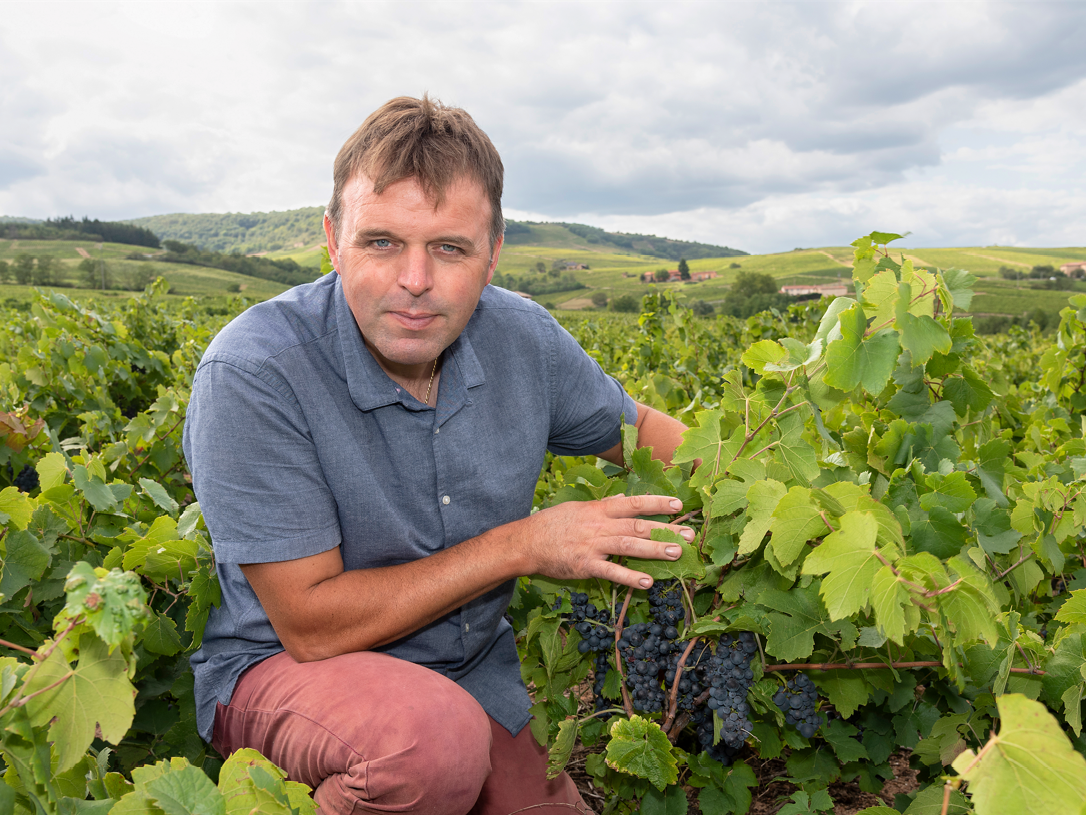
[314,680,493,815]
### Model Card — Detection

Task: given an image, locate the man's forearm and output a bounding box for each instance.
[599,401,690,468]
[243,524,527,661]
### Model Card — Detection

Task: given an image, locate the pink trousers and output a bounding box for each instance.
[212,651,591,815]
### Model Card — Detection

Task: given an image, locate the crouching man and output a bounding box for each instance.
[184,95,692,814]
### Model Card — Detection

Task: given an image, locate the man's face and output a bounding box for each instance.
[325,173,502,378]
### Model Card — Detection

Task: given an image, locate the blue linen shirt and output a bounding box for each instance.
[183,273,637,742]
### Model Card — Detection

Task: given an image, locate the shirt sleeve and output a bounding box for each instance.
[183,355,342,564]
[544,317,639,456]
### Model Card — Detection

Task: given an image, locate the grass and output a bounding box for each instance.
[0,240,292,300]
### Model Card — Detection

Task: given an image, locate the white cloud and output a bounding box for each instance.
[0,0,1083,251]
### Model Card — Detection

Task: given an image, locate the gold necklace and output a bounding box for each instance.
[423,358,438,405]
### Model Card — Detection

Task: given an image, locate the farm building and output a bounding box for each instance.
[640,269,719,283]
[780,284,850,298]
[1059,262,1086,276]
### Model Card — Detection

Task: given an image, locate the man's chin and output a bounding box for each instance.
[367,337,446,368]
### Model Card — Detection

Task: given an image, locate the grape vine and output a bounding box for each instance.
[2,240,1086,814]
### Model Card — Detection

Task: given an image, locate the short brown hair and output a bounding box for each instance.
[327,95,505,248]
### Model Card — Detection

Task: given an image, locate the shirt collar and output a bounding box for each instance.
[335,276,486,418]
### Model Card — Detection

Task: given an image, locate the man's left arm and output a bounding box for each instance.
[597,402,689,468]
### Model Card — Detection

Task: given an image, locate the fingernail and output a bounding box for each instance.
[670,499,682,510]
[665,546,681,558]
[680,528,695,541]
[639,577,652,588]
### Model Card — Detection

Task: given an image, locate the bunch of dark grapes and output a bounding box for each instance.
[566,586,768,765]
[698,632,757,754]
[773,672,824,739]
[563,593,620,714]
[648,580,684,631]
[592,651,612,714]
[616,621,674,712]
[692,708,745,765]
[613,581,688,713]
[13,464,39,493]
[569,592,616,654]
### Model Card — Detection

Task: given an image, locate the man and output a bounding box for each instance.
[184,96,692,815]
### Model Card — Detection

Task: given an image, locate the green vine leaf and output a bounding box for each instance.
[823,305,900,395]
[605,715,679,791]
[25,636,136,773]
[626,529,704,581]
[951,694,1086,815]
[138,478,179,515]
[547,718,579,781]
[801,511,885,620]
[1055,590,1086,625]
[59,562,151,649]
[758,584,850,662]
[72,465,119,512]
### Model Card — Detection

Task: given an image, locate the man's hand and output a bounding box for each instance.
[517,494,693,589]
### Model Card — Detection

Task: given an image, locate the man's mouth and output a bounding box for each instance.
[390,311,438,330]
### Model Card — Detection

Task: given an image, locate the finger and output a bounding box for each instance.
[605,534,684,563]
[586,558,657,590]
[602,494,683,518]
[621,516,696,543]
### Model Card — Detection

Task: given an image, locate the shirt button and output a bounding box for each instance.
[465,623,471,632]
[434,427,440,435]
[442,495,451,505]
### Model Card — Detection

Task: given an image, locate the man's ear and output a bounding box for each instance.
[323,214,340,273]
[485,233,504,286]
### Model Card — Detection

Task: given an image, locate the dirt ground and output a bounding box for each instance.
[566,744,919,814]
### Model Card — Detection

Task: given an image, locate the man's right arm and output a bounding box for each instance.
[242,491,693,662]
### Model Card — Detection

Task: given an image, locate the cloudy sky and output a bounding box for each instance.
[1,0,1084,253]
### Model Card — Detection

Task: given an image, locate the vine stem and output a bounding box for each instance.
[0,638,42,659]
[955,734,998,778]
[0,618,81,719]
[613,587,635,719]
[131,413,185,474]
[0,671,74,715]
[673,508,702,525]
[872,549,964,598]
[764,660,1044,675]
[662,638,700,734]
[941,782,954,815]
[996,550,1033,580]
[728,377,798,467]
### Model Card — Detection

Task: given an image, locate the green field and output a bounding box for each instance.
[0,238,293,301]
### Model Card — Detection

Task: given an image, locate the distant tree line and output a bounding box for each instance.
[998,264,1084,291]
[0,254,160,291]
[975,308,1060,335]
[490,270,585,296]
[153,240,314,287]
[719,271,797,318]
[129,208,325,255]
[0,217,160,248]
[556,222,746,261]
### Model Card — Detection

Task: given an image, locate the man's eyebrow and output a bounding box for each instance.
[349,228,397,245]
[434,234,478,253]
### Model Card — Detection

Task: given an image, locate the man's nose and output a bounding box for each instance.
[398,247,434,296]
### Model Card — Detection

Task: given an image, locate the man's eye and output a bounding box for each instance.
[373,239,392,248]
[439,244,460,253]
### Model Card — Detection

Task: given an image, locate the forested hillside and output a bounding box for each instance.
[130,207,746,262]
[129,207,327,255]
